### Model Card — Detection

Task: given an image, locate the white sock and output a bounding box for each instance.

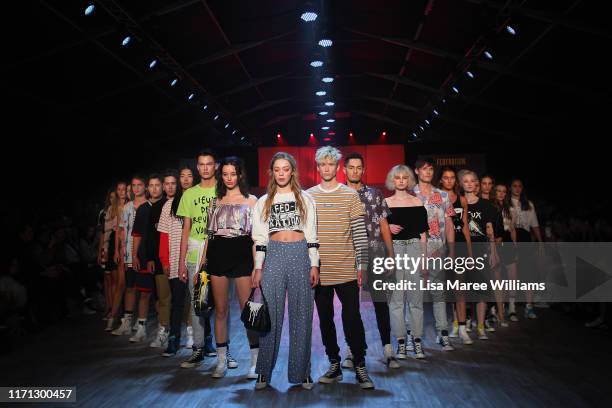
[217,346,227,363]
[250,348,259,365]
[509,298,516,313]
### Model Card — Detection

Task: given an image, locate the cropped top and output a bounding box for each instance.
[387,206,429,240]
[251,191,319,269]
[207,203,253,238]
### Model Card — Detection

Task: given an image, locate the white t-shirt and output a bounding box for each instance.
[510,198,539,231]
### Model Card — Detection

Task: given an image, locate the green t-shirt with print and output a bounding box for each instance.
[176,184,216,264]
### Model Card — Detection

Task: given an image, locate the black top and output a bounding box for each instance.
[467,198,498,243]
[133,198,167,270]
[387,206,429,240]
[452,194,466,242]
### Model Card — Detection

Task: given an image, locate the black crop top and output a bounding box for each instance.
[387,206,429,240]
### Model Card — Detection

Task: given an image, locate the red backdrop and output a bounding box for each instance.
[258,145,405,188]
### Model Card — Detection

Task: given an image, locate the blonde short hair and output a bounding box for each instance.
[315,146,342,165]
[385,165,417,191]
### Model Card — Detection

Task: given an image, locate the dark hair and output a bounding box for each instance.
[163,169,179,183]
[171,166,193,218]
[147,173,163,185]
[437,166,460,196]
[196,149,217,163]
[344,152,364,167]
[493,183,512,220]
[415,157,435,170]
[131,174,146,184]
[216,156,249,199]
[511,178,531,211]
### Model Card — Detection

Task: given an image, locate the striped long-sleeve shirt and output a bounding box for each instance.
[307,183,368,286]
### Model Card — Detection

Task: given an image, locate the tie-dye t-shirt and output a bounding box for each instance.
[412,184,455,249]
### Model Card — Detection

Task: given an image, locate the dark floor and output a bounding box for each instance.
[1,299,611,408]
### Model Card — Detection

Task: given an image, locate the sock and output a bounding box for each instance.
[217,346,227,362]
[453,320,458,327]
[477,322,485,330]
[509,298,516,313]
[138,319,146,326]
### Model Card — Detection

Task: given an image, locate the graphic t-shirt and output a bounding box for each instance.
[356,185,390,244]
[413,184,455,252]
[120,201,138,265]
[176,184,216,264]
[467,198,498,243]
[307,184,366,285]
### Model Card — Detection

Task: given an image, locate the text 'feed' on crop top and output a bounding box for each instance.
[207,203,253,238]
[251,191,319,269]
[387,206,429,240]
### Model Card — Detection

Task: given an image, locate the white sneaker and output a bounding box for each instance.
[413,339,425,359]
[248,348,259,379]
[132,321,139,332]
[465,318,472,332]
[341,349,354,369]
[185,326,194,349]
[150,326,168,348]
[111,316,132,336]
[130,323,147,343]
[384,344,400,369]
[450,323,459,338]
[212,357,227,378]
[585,317,605,328]
[396,340,408,360]
[406,334,415,352]
[509,313,519,322]
[477,328,488,340]
[436,334,455,351]
[500,321,509,328]
[485,320,496,333]
[104,318,114,332]
[459,325,473,345]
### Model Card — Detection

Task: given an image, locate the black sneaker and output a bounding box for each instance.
[318,360,343,383]
[396,339,407,360]
[302,376,315,390]
[255,374,268,390]
[204,336,217,357]
[436,331,455,351]
[180,347,204,368]
[226,350,238,369]
[355,363,375,389]
[162,335,179,357]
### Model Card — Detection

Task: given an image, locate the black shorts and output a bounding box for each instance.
[206,235,253,278]
[498,241,518,266]
[135,270,155,293]
[125,267,137,288]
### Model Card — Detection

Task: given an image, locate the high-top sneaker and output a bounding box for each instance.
[524,304,537,319]
[485,319,496,333]
[318,360,343,383]
[129,320,147,343]
[459,325,473,345]
[104,317,115,332]
[255,374,268,390]
[150,326,169,348]
[355,362,375,390]
[477,327,489,340]
[413,338,425,359]
[341,348,354,369]
[465,317,473,332]
[162,335,179,357]
[212,347,227,379]
[248,348,259,379]
[396,338,408,360]
[180,347,204,368]
[450,320,459,338]
[406,332,415,352]
[111,315,132,336]
[436,330,455,351]
[226,349,238,369]
[384,344,400,368]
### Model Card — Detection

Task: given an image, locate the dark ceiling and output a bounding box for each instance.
[2,0,612,204]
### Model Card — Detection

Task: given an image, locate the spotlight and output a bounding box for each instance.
[84,4,95,16]
[188,93,195,100]
[300,12,318,22]
[442,98,447,103]
[318,38,333,47]
[466,71,474,79]
[310,133,314,137]
[214,115,219,120]
[325,101,335,106]
[349,132,353,137]
[484,51,493,60]
[321,126,330,130]
[149,59,157,69]
[232,130,237,135]
[241,136,245,141]
[419,125,425,131]
[323,137,331,141]
[316,91,327,96]
[277,133,281,138]
[170,78,178,86]
[203,105,208,110]
[319,111,328,115]
[433,109,439,116]
[121,36,131,46]
[382,131,387,136]
[326,119,335,123]
[425,119,430,125]
[452,86,459,94]
[224,123,229,129]
[506,25,516,36]
[310,60,323,68]
[412,132,417,138]
[321,77,334,83]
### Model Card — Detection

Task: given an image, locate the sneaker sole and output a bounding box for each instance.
[255,383,268,390]
[341,362,354,369]
[228,363,238,369]
[387,360,401,369]
[302,383,315,390]
[359,383,375,390]
[318,375,343,384]
[395,354,407,360]
[414,354,426,360]
[441,346,455,351]
[162,353,176,357]
[180,362,202,368]
[212,373,226,379]
[247,374,258,380]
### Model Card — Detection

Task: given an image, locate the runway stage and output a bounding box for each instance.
[1,300,610,408]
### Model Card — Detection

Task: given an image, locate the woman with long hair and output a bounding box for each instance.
[460,171,500,340]
[510,179,543,319]
[251,152,319,390]
[493,183,517,326]
[199,157,260,379]
[439,166,473,345]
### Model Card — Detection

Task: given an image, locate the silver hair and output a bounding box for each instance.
[385,165,417,191]
[315,146,342,164]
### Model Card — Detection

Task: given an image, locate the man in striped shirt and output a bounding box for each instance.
[307,146,374,390]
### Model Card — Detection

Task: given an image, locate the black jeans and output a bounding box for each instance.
[315,280,368,365]
[372,299,391,346]
[169,278,211,341]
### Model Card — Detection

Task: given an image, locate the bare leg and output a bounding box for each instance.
[211,275,230,344]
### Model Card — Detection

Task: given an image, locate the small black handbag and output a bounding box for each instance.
[240,288,271,333]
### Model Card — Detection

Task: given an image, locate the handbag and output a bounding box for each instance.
[240,288,271,333]
[193,265,213,316]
